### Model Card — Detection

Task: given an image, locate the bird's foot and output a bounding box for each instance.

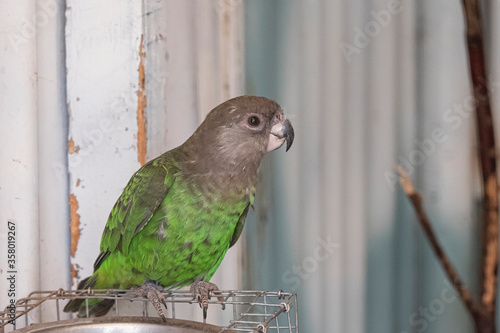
[190,281,225,320]
[129,281,167,321]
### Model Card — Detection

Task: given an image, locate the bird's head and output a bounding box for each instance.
[183,96,294,175]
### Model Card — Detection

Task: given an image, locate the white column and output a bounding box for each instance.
[0,0,40,326]
[36,0,70,323]
[65,0,144,310]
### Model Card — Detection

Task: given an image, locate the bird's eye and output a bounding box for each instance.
[248,116,260,127]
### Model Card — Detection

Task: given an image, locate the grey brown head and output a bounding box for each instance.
[181,96,294,175]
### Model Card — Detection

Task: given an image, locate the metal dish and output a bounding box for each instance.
[12,316,229,333]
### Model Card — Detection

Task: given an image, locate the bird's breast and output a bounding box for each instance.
[134,177,249,286]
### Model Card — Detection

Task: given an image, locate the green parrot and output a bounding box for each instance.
[63,96,294,320]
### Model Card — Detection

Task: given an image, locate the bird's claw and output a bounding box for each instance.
[129,281,167,321]
[190,281,225,320]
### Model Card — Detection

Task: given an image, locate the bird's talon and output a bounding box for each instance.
[190,281,224,319]
[128,281,167,320]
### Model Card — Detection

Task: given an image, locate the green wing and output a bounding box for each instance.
[229,204,250,248]
[100,158,173,256]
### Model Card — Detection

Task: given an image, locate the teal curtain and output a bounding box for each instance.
[243,0,500,331]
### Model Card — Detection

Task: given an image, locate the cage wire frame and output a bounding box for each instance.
[0,289,298,333]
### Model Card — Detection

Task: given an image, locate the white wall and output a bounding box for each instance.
[0,0,244,329]
[0,0,69,327]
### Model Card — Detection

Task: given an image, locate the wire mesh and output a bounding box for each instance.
[0,289,298,333]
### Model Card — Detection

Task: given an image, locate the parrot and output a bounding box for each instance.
[63,95,294,320]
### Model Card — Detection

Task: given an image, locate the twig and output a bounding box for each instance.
[461,0,499,313]
[397,1,497,331]
[397,166,480,317]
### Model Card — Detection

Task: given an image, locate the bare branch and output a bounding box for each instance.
[397,166,480,316]
[461,0,499,313]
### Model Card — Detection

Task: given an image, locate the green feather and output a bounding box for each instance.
[91,149,249,291]
[229,204,250,248]
[100,157,171,255]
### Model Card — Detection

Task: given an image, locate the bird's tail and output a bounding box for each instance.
[63,274,115,318]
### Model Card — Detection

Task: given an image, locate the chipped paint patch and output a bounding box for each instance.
[70,263,79,284]
[76,178,81,187]
[69,193,81,257]
[69,138,80,154]
[137,34,147,166]
[69,138,75,154]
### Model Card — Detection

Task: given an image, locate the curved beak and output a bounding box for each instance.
[268,117,295,152]
[283,118,295,152]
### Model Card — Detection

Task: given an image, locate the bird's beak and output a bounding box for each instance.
[283,118,295,151]
[268,117,295,152]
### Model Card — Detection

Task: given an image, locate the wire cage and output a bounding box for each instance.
[0,289,298,333]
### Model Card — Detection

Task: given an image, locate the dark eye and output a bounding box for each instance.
[248,116,260,127]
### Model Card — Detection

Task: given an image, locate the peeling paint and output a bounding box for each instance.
[68,137,80,154]
[69,138,75,154]
[70,263,78,282]
[76,178,81,187]
[69,193,81,257]
[137,34,147,166]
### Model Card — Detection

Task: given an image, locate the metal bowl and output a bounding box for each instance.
[13,316,232,332]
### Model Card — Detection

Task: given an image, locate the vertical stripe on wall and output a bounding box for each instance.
[36,0,70,323]
[0,1,40,327]
[65,0,145,316]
